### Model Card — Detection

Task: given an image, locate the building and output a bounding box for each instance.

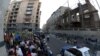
[46,6,69,31]
[42,24,48,32]
[6,0,41,32]
[0,0,11,55]
[45,0,100,31]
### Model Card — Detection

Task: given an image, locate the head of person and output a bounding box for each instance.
[8,51,14,55]
[32,49,37,53]
[16,45,19,50]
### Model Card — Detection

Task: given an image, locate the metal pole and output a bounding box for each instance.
[78,0,84,28]
[67,0,71,28]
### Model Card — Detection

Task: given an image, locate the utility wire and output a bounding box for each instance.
[91,0,96,7]
[62,0,69,6]
[95,0,100,10]
[78,0,81,3]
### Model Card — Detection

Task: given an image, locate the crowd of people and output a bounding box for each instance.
[4,32,53,56]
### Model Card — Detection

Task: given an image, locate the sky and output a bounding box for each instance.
[11,0,100,29]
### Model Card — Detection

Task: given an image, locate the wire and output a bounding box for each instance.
[67,0,69,7]
[62,0,69,6]
[78,0,81,3]
[91,0,96,7]
[95,0,100,10]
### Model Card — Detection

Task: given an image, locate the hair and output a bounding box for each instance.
[8,51,14,55]
[32,49,37,53]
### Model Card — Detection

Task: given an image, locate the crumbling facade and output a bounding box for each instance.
[45,0,100,31]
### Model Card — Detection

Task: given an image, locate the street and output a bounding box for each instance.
[46,35,72,56]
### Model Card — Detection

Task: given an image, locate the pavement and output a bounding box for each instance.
[46,34,100,56]
[0,41,7,56]
[46,35,72,56]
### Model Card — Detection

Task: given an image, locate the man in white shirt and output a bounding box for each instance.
[16,45,23,56]
[31,49,38,56]
[31,53,37,56]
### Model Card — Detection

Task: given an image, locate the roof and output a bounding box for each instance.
[78,47,90,52]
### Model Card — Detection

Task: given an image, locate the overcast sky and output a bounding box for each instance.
[11,0,100,28]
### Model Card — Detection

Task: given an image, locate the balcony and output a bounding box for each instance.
[23,23,32,29]
[24,16,31,21]
[26,8,33,11]
[7,25,16,28]
[8,20,16,24]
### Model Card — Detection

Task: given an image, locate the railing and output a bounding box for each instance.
[56,28,100,31]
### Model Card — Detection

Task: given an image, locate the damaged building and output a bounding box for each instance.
[46,0,100,31]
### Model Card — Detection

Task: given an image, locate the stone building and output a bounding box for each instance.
[45,0,100,31]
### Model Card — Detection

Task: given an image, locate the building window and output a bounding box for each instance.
[36,20,38,23]
[76,13,80,21]
[15,8,19,11]
[14,15,17,18]
[26,8,33,11]
[36,16,38,18]
[72,15,74,18]
[28,2,34,5]
[27,6,33,8]
[84,10,89,13]
[9,20,12,23]
[24,23,30,26]
[62,19,64,23]
[77,16,80,22]
[37,12,39,15]
[24,18,31,21]
[66,17,68,22]
[14,12,18,14]
[77,13,79,15]
[13,6,16,8]
[84,14,90,18]
[10,16,13,19]
[26,11,32,15]
[27,3,33,8]
[13,20,16,22]
[11,12,13,15]
[12,9,15,11]
[35,24,38,27]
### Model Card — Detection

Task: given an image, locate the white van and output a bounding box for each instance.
[61,46,90,56]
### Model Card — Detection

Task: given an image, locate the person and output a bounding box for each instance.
[14,33,21,45]
[41,34,45,39]
[20,41,26,56]
[8,47,16,56]
[47,37,49,41]
[26,49,31,56]
[31,49,38,56]
[46,35,50,41]
[48,50,53,56]
[8,51,15,56]
[37,47,43,56]
[57,54,61,56]
[29,44,36,52]
[4,33,11,49]
[16,45,23,56]
[20,41,25,46]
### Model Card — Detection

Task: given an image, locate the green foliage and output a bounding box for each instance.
[20,30,33,40]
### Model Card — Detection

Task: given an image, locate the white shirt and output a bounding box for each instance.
[20,41,25,46]
[30,45,36,50]
[26,40,30,45]
[16,48,23,56]
[9,48,15,53]
[31,53,37,56]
